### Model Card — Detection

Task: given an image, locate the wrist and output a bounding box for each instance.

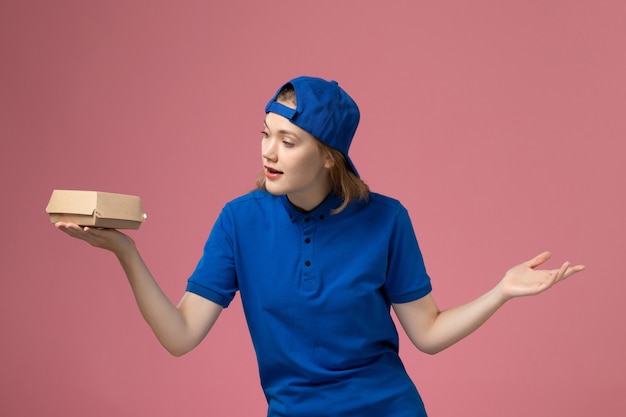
[113,237,138,262]
[492,282,511,306]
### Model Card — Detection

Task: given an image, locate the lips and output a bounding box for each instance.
[265,166,283,174]
[265,166,284,179]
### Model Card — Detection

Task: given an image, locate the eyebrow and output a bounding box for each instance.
[263,119,302,141]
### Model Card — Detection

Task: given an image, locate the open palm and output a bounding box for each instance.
[500,251,585,299]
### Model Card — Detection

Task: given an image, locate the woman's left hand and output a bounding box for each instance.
[499,251,585,300]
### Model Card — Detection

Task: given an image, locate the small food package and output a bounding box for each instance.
[46,190,147,229]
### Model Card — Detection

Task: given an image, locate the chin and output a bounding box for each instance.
[264,183,288,196]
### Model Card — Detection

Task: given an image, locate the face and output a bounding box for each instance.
[262,111,333,211]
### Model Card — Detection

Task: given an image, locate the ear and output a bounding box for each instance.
[323,151,335,169]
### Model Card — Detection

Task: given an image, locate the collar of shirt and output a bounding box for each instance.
[280,193,344,223]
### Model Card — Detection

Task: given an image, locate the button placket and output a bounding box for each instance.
[301,217,316,291]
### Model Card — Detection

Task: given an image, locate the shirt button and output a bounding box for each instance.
[305,238,311,244]
[304,217,311,223]
[319,214,325,220]
[305,260,311,266]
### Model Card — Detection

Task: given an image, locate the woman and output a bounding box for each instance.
[56,76,584,416]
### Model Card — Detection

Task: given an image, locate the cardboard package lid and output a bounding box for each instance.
[45,190,146,223]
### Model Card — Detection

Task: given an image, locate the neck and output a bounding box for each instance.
[287,185,331,212]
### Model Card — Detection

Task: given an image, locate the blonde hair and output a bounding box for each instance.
[320,144,370,213]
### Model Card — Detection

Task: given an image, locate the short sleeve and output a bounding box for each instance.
[384,205,432,303]
[186,207,239,308]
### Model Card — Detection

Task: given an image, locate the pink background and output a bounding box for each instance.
[1,1,624,416]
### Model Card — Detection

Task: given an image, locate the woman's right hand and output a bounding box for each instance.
[55,222,223,356]
[55,222,135,256]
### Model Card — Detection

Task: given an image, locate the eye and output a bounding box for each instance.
[282,140,294,148]
[261,131,269,139]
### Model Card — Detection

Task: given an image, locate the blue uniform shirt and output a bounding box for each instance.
[187,190,432,417]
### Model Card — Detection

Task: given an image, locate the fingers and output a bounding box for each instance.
[563,264,586,280]
[55,222,107,246]
[56,222,90,235]
[526,252,585,280]
[546,261,567,286]
[526,251,552,269]
[550,261,585,285]
[557,261,570,281]
[56,222,103,236]
[55,222,82,235]
[54,222,133,254]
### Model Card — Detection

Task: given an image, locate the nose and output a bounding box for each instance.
[262,137,277,162]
